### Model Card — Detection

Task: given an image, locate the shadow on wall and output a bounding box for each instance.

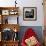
[18,26,43,44]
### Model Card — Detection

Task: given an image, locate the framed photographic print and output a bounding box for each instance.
[2,10,9,15]
[23,7,37,21]
[9,9,18,15]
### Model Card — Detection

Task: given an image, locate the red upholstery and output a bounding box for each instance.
[21,28,41,46]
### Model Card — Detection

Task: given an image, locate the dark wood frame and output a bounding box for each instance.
[0,7,19,24]
[0,24,20,32]
[2,10,9,15]
[0,7,18,15]
[23,7,37,21]
[0,7,19,46]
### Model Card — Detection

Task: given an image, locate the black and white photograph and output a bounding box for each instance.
[23,7,37,21]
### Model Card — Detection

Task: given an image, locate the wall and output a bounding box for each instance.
[0,0,44,26]
[18,0,44,26]
[43,0,46,26]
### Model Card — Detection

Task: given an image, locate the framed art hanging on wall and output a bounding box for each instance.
[23,7,37,21]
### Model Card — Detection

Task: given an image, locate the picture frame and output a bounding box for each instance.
[2,10,9,15]
[23,7,37,21]
[9,10,18,15]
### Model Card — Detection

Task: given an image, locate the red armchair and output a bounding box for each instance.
[21,28,41,46]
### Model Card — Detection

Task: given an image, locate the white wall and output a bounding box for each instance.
[18,0,44,26]
[0,0,44,26]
